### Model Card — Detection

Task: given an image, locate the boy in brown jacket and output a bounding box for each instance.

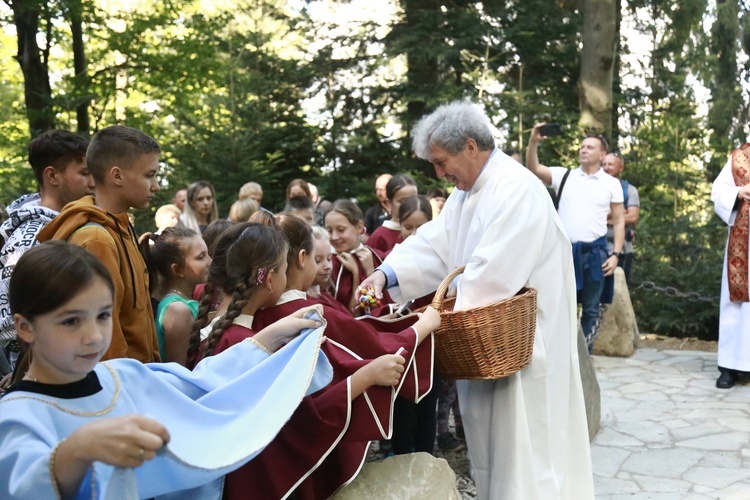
[38,126,162,362]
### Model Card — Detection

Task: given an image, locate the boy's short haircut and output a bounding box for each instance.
[285,195,314,212]
[87,125,161,183]
[28,130,89,187]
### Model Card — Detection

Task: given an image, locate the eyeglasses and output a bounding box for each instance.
[584,133,609,151]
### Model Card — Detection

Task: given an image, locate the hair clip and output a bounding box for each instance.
[256,267,267,285]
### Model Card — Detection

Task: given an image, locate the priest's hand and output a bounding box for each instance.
[739,184,750,202]
[358,269,387,300]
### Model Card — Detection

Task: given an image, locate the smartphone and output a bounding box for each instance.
[538,123,562,137]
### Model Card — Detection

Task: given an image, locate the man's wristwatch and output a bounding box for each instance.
[609,252,624,261]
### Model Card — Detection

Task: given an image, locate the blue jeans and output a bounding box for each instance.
[579,248,607,349]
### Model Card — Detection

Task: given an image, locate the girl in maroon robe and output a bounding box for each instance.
[325,199,393,314]
[186,223,251,369]
[367,174,418,255]
[389,194,445,455]
[210,214,438,499]
[307,226,350,316]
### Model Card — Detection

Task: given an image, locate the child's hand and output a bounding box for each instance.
[337,252,359,275]
[254,305,325,352]
[55,415,169,498]
[364,353,406,387]
[417,305,441,333]
[74,414,170,467]
[354,247,375,275]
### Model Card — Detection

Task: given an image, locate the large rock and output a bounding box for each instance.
[577,324,601,440]
[594,267,639,357]
[332,452,461,499]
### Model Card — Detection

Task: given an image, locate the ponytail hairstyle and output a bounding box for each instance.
[274,213,313,269]
[326,198,364,227]
[229,197,259,222]
[385,173,417,202]
[249,209,275,226]
[187,222,252,363]
[202,224,288,357]
[10,240,114,320]
[398,195,433,223]
[9,241,114,383]
[139,226,199,295]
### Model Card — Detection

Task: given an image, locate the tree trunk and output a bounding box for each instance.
[11,1,54,136]
[578,0,617,138]
[403,0,440,131]
[611,0,622,147]
[707,0,740,177]
[68,0,90,133]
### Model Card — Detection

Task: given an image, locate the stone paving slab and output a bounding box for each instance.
[591,348,750,499]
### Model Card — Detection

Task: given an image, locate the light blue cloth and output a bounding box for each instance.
[0,320,332,500]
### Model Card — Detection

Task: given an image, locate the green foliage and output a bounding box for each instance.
[0,28,33,211]
[1,0,748,340]
[614,0,730,339]
[624,111,725,338]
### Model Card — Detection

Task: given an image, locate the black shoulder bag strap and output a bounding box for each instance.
[554,169,572,211]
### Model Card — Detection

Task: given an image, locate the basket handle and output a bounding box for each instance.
[431,266,466,311]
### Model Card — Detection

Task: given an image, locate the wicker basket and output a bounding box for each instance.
[428,266,538,380]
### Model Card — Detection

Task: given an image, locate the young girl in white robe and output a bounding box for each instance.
[0,240,333,499]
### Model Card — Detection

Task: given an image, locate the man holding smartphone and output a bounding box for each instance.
[526,123,625,351]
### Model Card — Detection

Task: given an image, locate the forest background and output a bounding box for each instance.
[0,0,749,339]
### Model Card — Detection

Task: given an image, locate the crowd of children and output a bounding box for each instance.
[0,125,460,499]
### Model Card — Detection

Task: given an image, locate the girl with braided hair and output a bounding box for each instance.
[139,227,210,365]
[200,223,298,358]
[214,213,440,500]
[185,222,248,368]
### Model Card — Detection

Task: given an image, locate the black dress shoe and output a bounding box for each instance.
[716,371,738,389]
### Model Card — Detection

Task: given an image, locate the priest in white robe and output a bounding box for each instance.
[711,144,750,389]
[360,101,594,499]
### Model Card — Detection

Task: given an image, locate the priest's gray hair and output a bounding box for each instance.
[411,101,496,160]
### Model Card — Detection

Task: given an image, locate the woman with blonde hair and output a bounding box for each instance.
[181,181,219,233]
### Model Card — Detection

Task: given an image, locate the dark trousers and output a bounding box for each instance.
[391,372,440,455]
[618,252,634,282]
